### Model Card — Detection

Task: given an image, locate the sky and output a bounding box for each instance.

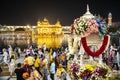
[0,0,120,26]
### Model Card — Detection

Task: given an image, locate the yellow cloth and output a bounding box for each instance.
[33,70,40,78]
[30,69,41,80]
[59,64,63,68]
[67,62,71,71]
[60,55,65,61]
[50,48,52,54]
[34,57,40,67]
[50,55,53,62]
[24,56,35,66]
[24,60,28,64]
[42,61,46,66]
[49,48,53,61]
[56,68,65,78]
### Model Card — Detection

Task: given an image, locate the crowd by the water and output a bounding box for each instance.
[0,44,69,80]
[0,43,120,80]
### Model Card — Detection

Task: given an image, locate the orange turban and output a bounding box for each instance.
[61,55,65,61]
[24,60,28,64]
[11,51,14,54]
[59,64,63,68]
[42,62,46,66]
[22,72,29,79]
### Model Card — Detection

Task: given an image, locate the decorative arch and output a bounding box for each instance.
[14,28,25,31]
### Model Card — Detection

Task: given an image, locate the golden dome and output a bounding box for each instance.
[41,18,49,25]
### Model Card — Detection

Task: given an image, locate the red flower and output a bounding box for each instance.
[81,35,109,57]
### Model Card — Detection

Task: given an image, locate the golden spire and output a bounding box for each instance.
[108,12,112,26]
[41,17,49,25]
[55,20,61,25]
[37,19,41,26]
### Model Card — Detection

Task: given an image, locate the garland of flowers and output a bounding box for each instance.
[69,61,111,80]
[81,35,109,57]
[73,17,87,35]
[72,16,109,36]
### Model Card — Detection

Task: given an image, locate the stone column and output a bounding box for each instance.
[117,51,120,66]
[99,54,103,64]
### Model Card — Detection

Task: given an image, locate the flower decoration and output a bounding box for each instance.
[73,17,87,35]
[81,35,110,57]
[82,64,94,71]
[92,66,108,78]
[80,69,92,79]
[69,62,111,80]
[80,64,93,79]
[69,61,80,80]
[84,18,98,36]
[95,16,109,36]
[70,61,80,72]
[90,63,111,79]
[72,16,109,36]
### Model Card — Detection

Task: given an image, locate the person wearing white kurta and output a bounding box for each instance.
[2,48,9,65]
[43,43,46,53]
[8,45,12,58]
[9,59,15,76]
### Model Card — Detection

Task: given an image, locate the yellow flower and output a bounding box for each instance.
[106,77,109,80]
[83,64,94,71]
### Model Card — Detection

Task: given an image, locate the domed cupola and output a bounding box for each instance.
[82,4,94,19]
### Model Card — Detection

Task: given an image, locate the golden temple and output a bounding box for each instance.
[0,18,71,49]
[32,18,64,48]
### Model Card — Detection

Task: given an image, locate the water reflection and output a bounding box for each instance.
[37,36,63,48]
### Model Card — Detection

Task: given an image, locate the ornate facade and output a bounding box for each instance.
[0,18,71,48]
[33,18,64,48]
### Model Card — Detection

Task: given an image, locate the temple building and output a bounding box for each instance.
[32,18,64,48]
[0,12,112,49]
[0,18,71,48]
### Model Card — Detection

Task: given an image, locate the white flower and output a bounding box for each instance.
[74,17,87,35]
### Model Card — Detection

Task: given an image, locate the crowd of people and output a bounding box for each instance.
[0,44,68,80]
[0,43,120,80]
